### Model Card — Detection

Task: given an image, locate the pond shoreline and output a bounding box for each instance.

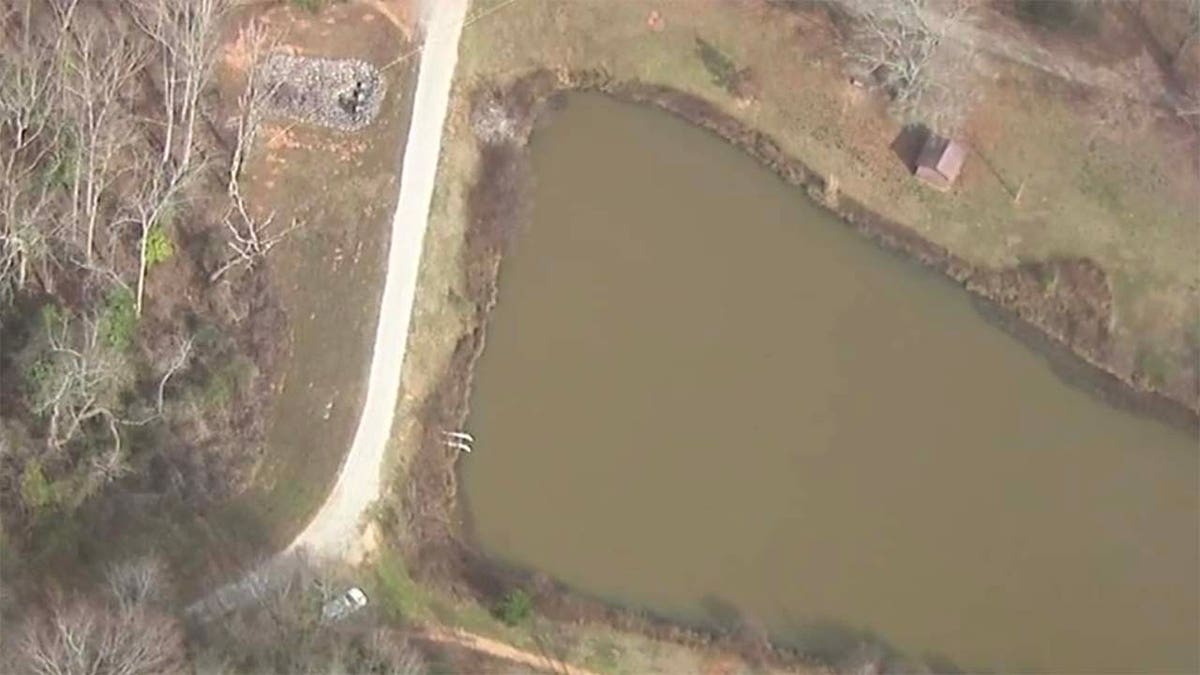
[589,71,1198,428]
[398,70,1197,672]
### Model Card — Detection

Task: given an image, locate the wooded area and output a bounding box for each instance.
[1,0,289,566]
[4,553,426,674]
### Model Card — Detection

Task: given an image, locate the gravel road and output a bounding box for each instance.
[287,0,469,558]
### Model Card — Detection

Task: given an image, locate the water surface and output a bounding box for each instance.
[463,94,1199,672]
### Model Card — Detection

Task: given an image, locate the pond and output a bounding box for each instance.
[462,94,1198,672]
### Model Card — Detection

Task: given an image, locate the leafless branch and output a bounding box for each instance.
[106,556,166,612]
[209,186,298,282]
[59,18,145,264]
[118,150,189,316]
[156,335,194,413]
[32,311,126,454]
[837,0,980,133]
[127,0,227,180]
[0,14,66,301]
[227,19,280,194]
[18,595,185,675]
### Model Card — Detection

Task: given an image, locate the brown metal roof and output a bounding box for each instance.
[915,135,968,190]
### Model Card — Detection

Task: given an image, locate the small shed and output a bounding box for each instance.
[914,135,968,191]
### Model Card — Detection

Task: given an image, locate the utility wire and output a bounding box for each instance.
[380,0,523,73]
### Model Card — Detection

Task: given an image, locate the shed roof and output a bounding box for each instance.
[915,135,968,190]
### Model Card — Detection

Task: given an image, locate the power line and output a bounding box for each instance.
[380,0,523,73]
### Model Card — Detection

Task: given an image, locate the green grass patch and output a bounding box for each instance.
[494,588,534,626]
[1077,153,1126,217]
[1014,0,1101,34]
[291,0,323,13]
[1135,344,1172,388]
[24,355,55,399]
[370,547,433,623]
[583,636,623,673]
[99,287,137,351]
[19,460,54,511]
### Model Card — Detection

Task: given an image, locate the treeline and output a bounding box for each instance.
[1,554,426,674]
[1,0,286,565]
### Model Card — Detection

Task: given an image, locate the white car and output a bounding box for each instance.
[321,587,368,623]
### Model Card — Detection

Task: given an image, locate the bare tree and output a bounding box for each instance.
[3,1,144,304]
[0,4,67,301]
[208,195,298,282]
[328,630,426,675]
[227,19,279,194]
[59,18,144,265]
[117,150,186,316]
[106,557,166,612]
[155,334,194,414]
[129,0,225,177]
[837,0,979,133]
[203,18,295,285]
[17,564,185,675]
[125,0,226,314]
[31,309,128,461]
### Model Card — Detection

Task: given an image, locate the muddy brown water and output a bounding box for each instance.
[461,94,1199,673]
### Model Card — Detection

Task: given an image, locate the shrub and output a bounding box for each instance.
[145,224,175,268]
[695,38,747,96]
[99,288,137,351]
[19,461,55,511]
[197,354,257,410]
[495,589,533,626]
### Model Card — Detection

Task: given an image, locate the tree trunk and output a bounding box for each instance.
[136,223,149,316]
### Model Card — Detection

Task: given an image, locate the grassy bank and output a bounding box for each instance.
[366,543,826,674]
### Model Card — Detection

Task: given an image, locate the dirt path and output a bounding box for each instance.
[287,0,469,560]
[416,626,601,675]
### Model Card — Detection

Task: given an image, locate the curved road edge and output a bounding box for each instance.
[286,0,469,559]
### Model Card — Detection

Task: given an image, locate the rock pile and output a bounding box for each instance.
[470,96,519,144]
[262,55,385,131]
